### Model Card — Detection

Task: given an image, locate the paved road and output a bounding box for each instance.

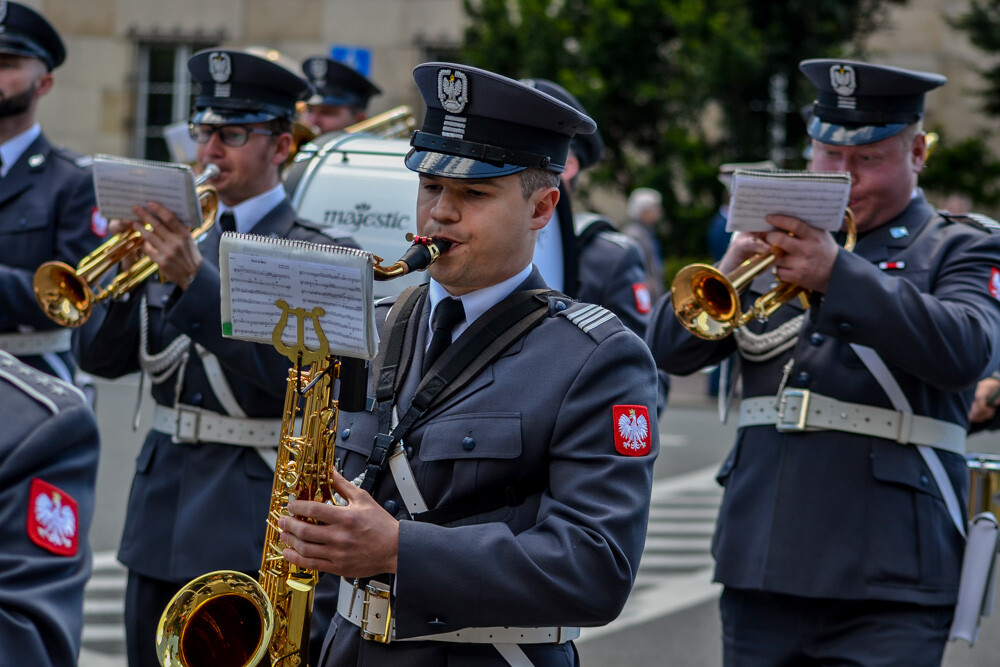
[76,373,1000,666]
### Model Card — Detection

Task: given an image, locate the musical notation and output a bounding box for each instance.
[726,169,851,233]
[219,233,378,360]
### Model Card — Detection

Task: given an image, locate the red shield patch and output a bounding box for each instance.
[991,268,1000,300]
[27,478,79,557]
[613,405,652,456]
[90,206,109,237]
[633,283,651,314]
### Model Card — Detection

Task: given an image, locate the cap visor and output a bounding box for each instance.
[192,108,281,125]
[404,149,525,179]
[807,116,907,146]
[308,93,359,108]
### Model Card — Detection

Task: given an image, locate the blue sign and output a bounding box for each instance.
[330,46,372,77]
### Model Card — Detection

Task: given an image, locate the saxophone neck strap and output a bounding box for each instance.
[359,287,556,495]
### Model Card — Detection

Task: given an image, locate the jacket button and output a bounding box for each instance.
[383,499,398,514]
[809,333,825,346]
[795,372,811,386]
[838,321,852,334]
[555,301,567,312]
[428,618,446,628]
[190,322,202,333]
[190,392,203,405]
[341,427,350,440]
[405,446,414,460]
[920,474,930,486]
[462,436,476,451]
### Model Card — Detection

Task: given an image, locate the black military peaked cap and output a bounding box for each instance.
[302,56,381,110]
[188,48,313,125]
[405,62,596,179]
[521,78,605,171]
[800,59,946,146]
[0,1,65,70]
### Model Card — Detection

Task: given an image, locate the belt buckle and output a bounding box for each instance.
[174,405,201,443]
[360,581,392,643]
[776,389,810,432]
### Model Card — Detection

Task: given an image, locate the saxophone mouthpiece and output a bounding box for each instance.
[374,234,452,280]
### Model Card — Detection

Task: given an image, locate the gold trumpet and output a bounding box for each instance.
[155,233,451,667]
[33,164,221,328]
[672,209,856,340]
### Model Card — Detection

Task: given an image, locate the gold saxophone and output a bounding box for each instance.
[155,234,451,667]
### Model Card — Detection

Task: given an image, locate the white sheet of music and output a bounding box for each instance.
[726,169,851,233]
[92,154,201,227]
[219,233,378,360]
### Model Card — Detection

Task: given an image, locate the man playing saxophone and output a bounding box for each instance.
[277,62,659,667]
[647,60,1000,665]
[78,48,354,667]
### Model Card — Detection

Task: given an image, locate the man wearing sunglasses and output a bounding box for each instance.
[78,48,355,667]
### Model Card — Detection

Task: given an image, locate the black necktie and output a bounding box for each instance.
[423,297,465,374]
[219,211,236,234]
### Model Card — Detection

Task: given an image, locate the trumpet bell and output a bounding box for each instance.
[156,570,274,667]
[671,263,744,340]
[33,261,93,328]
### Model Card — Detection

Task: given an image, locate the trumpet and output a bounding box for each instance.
[672,209,856,340]
[155,233,450,667]
[32,163,221,328]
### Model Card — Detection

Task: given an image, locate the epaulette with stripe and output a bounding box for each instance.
[939,211,1000,233]
[559,301,621,341]
[0,351,85,413]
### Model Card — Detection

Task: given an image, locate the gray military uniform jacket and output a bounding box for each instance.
[0,351,99,666]
[647,192,1000,605]
[0,133,99,378]
[319,269,659,666]
[80,199,353,581]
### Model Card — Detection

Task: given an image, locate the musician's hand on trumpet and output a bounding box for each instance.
[128,201,204,290]
[969,375,1000,424]
[716,231,772,275]
[760,213,841,294]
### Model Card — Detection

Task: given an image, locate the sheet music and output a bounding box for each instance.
[219,233,378,360]
[726,169,851,233]
[92,154,201,227]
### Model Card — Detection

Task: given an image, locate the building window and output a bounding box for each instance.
[131,36,220,161]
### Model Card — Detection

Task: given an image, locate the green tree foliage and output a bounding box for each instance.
[460,0,904,259]
[921,129,1000,208]
[951,0,1000,116]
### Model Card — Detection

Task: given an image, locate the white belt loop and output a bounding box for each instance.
[896,410,914,444]
[0,329,72,356]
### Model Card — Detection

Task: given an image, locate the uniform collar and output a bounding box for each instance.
[427,263,534,341]
[218,183,286,234]
[0,123,41,177]
[855,189,934,258]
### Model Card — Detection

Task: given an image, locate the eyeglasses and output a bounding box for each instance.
[188,124,277,148]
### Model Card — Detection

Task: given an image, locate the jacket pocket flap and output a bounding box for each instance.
[419,413,522,461]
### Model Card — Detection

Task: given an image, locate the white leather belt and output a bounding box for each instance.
[337,578,580,645]
[0,329,72,356]
[739,389,966,455]
[152,403,281,447]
